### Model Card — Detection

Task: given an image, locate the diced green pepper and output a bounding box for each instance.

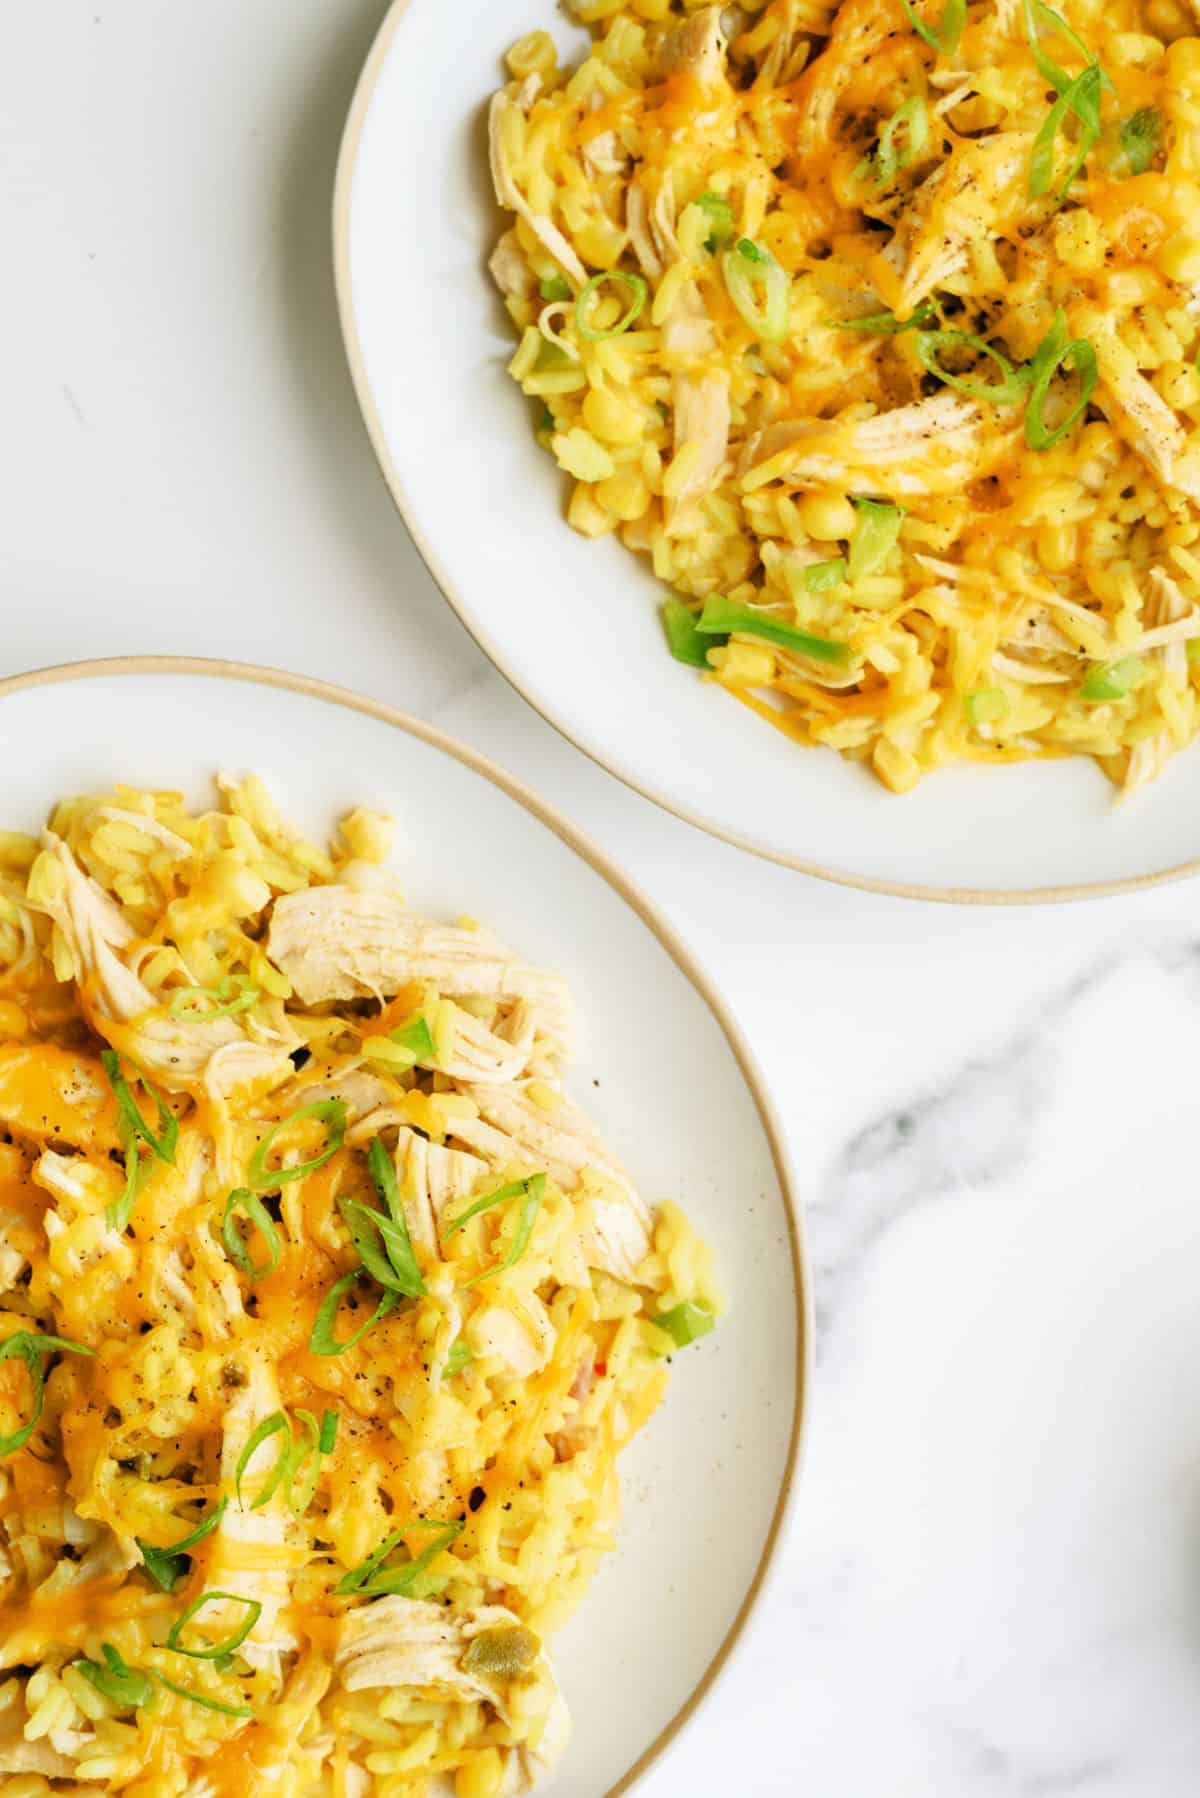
[965,688,1009,725]
[696,594,848,664]
[652,1301,716,1350]
[1080,656,1147,701]
[662,599,713,668]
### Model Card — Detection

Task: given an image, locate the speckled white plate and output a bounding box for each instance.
[0,658,806,1798]
[333,0,1200,904]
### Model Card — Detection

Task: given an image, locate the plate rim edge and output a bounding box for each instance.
[329,0,1200,908]
[0,650,811,1797]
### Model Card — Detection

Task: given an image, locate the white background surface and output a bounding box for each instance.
[4,5,1200,1794]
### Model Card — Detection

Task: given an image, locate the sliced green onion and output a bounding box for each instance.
[722,238,790,343]
[1080,656,1147,700]
[874,97,928,183]
[365,1520,463,1597]
[0,1332,94,1459]
[539,275,572,302]
[443,1177,536,1240]
[366,1136,425,1293]
[901,0,967,55]
[335,1526,405,1595]
[336,1519,465,1598]
[1022,0,1110,95]
[366,1134,403,1224]
[107,1144,148,1234]
[696,593,849,663]
[652,1300,717,1349]
[848,498,903,579]
[75,1643,156,1710]
[336,1198,396,1292]
[802,558,848,592]
[137,1498,228,1593]
[445,1339,474,1376]
[468,1177,545,1286]
[168,975,260,1021]
[286,1409,322,1517]
[575,272,647,342]
[222,1188,282,1282]
[101,1050,178,1165]
[77,1646,252,1719]
[537,339,573,372]
[696,191,734,252]
[338,1197,426,1299]
[965,688,1010,725]
[662,599,712,668]
[1024,310,1097,450]
[166,1590,262,1663]
[308,1269,399,1357]
[387,1014,437,1066]
[1029,63,1103,199]
[838,302,937,334]
[914,330,1028,406]
[285,1407,338,1517]
[248,1100,346,1190]
[234,1410,292,1512]
[153,1670,252,1719]
[1120,106,1161,175]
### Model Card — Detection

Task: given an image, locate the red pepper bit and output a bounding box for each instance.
[595,1362,607,1378]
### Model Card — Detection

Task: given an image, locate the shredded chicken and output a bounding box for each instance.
[455,1085,653,1278]
[337,1598,570,1790]
[792,0,903,161]
[29,834,294,1096]
[743,394,995,498]
[208,1354,298,1674]
[1125,569,1192,790]
[626,182,662,278]
[0,1724,78,1779]
[659,5,729,85]
[267,887,571,1044]
[886,135,1033,312]
[489,94,586,289]
[489,228,536,300]
[298,1069,395,1117]
[665,286,732,523]
[469,1296,556,1377]
[392,1125,486,1255]
[1090,323,1200,500]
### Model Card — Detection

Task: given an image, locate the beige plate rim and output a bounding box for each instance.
[330,0,1200,909]
[0,652,812,1797]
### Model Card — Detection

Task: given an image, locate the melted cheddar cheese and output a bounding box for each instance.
[490,0,1200,793]
[0,780,719,1795]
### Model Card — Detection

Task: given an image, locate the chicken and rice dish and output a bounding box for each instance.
[0,778,719,1795]
[489,0,1200,793]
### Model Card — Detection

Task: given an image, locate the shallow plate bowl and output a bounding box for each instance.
[0,658,806,1796]
[334,0,1200,902]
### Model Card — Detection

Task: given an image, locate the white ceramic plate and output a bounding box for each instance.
[334,0,1200,903]
[0,658,805,1797]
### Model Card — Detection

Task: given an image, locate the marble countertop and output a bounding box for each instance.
[4,4,1199,1793]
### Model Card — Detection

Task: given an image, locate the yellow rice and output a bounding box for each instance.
[488,0,1200,793]
[0,779,718,1796]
